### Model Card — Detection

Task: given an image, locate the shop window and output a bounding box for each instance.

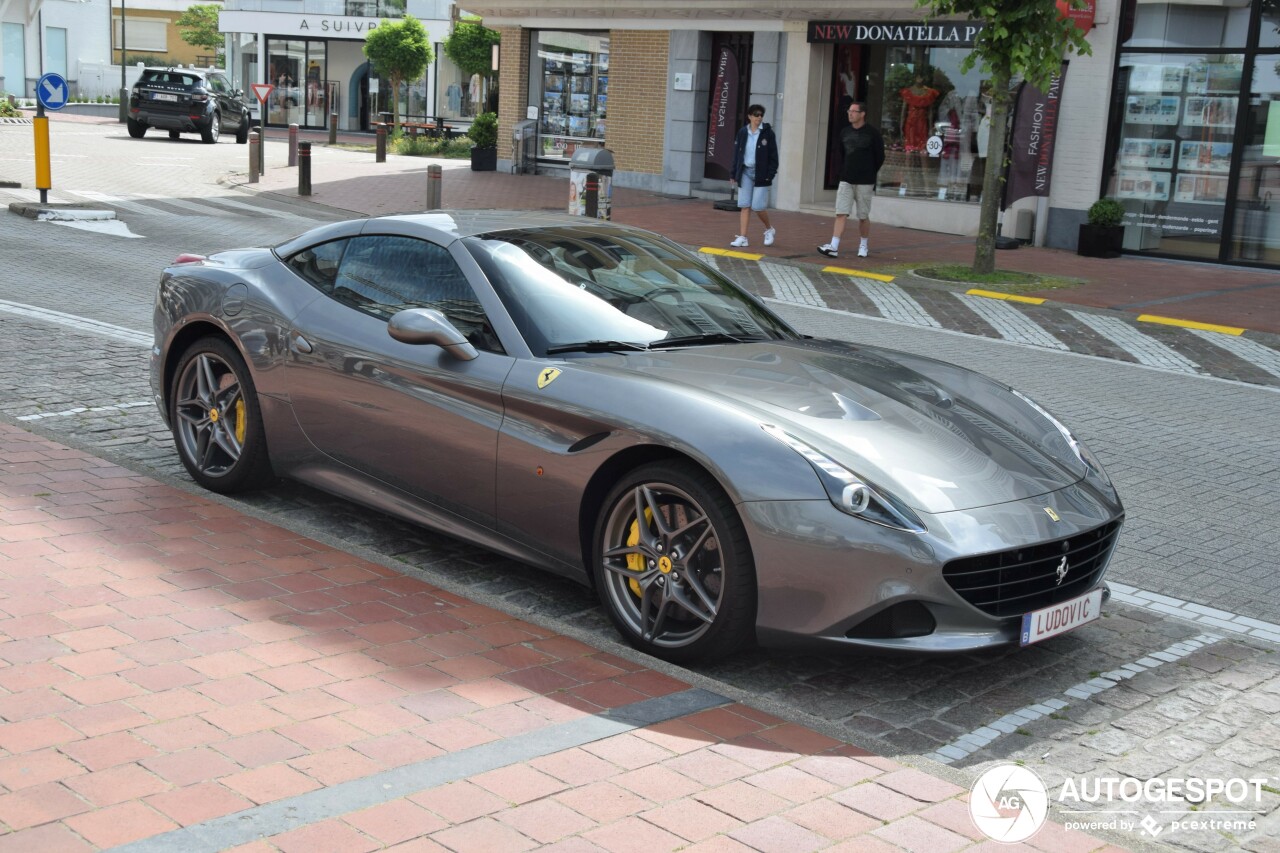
[848,45,986,204]
[1124,2,1249,49]
[534,30,608,161]
[1106,53,1244,260]
[1229,58,1280,262]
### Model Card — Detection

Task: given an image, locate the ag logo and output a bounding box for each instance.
[537,368,561,389]
[969,763,1049,843]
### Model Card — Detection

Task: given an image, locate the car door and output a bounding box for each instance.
[284,233,515,527]
[207,73,239,127]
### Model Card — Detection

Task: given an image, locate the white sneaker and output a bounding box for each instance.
[857,244,869,258]
[730,235,749,248]
[817,243,838,258]
[763,227,776,247]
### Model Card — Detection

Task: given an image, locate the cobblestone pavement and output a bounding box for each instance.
[1,116,1278,852]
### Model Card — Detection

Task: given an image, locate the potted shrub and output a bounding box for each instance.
[468,112,498,172]
[1078,198,1125,258]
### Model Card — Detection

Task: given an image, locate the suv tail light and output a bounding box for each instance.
[191,91,209,103]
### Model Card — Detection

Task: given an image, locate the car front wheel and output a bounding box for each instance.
[170,337,274,494]
[236,113,250,144]
[201,111,220,144]
[594,462,757,663]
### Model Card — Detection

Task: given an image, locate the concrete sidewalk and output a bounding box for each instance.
[0,421,1128,852]
[238,128,1280,337]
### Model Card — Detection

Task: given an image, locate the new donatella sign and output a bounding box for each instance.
[1004,64,1068,208]
[807,21,986,45]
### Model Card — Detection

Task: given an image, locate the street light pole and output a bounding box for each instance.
[118,0,127,122]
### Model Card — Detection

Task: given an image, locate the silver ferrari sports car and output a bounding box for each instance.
[150,211,1123,663]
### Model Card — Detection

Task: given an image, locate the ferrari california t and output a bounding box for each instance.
[150,211,1123,663]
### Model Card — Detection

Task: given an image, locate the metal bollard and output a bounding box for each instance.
[426,164,442,210]
[258,125,266,176]
[298,142,311,196]
[376,124,386,163]
[329,112,337,145]
[248,131,259,183]
[288,123,298,167]
[584,172,599,219]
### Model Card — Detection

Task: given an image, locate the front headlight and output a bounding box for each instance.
[762,425,926,533]
[1010,390,1113,486]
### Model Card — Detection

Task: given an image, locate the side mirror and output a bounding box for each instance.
[388,308,478,361]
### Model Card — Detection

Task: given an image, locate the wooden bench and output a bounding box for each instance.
[376,121,460,141]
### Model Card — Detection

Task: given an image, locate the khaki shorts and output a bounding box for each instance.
[835,182,874,219]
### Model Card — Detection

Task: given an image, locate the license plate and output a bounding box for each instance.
[1020,588,1103,646]
[152,93,178,102]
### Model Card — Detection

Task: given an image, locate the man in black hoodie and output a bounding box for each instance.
[818,101,885,259]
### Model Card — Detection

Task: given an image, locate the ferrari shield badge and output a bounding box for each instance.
[1043,507,1061,522]
[537,368,561,389]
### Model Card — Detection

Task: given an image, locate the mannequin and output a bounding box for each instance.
[966,94,992,202]
[900,74,940,195]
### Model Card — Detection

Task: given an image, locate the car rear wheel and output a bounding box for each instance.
[201,111,220,144]
[594,462,756,663]
[127,118,147,138]
[168,130,180,140]
[170,337,274,494]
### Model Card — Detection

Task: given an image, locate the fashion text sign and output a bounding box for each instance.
[1005,64,1068,207]
[704,45,739,182]
[807,21,985,45]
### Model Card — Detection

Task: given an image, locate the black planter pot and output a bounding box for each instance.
[470,146,497,172]
[1077,223,1124,258]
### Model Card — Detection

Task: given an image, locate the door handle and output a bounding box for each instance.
[290,333,313,354]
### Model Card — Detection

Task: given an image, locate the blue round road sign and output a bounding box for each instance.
[37,73,69,110]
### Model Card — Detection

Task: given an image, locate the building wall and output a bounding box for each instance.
[1044,0,1122,249]
[606,30,668,176]
[495,25,528,168]
[114,12,214,69]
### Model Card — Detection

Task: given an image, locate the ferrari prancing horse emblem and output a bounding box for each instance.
[537,368,561,389]
[1043,507,1061,522]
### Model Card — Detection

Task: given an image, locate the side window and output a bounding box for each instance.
[333,235,503,353]
[286,239,347,293]
[207,75,227,94]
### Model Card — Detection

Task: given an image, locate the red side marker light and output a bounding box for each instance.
[172,253,207,265]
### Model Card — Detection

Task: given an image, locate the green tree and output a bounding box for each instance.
[443,17,500,78]
[364,15,434,128]
[175,4,223,58]
[917,0,1091,273]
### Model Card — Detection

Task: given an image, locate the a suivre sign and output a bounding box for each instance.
[807,21,985,45]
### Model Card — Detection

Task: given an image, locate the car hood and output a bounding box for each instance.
[574,339,1089,513]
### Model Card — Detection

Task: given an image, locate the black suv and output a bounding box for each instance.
[128,67,251,144]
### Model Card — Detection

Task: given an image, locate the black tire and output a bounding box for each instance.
[127,118,147,138]
[169,336,274,494]
[593,461,757,663]
[236,114,250,144]
[168,130,180,140]
[201,111,220,144]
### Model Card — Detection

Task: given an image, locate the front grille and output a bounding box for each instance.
[942,518,1122,618]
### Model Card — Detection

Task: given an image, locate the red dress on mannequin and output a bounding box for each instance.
[900,86,940,152]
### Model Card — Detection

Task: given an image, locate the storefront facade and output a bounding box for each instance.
[1101,0,1280,265]
[475,2,1117,243]
[218,0,470,131]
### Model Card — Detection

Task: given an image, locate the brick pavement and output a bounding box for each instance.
[0,422,1129,851]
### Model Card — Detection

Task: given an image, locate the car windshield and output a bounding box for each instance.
[463,225,797,356]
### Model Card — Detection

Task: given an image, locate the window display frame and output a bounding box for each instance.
[533,30,609,162]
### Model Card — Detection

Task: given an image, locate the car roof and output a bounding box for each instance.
[381,210,617,239]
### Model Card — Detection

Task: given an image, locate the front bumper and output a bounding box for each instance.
[743,479,1123,652]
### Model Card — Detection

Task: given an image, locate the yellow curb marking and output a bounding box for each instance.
[1136,315,1244,336]
[699,247,764,261]
[822,265,895,282]
[966,288,1046,305]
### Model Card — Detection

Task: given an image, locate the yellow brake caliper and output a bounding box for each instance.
[624,508,654,597]
[233,400,246,445]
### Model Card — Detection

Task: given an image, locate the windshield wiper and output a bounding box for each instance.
[653,332,763,348]
[545,340,650,355]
